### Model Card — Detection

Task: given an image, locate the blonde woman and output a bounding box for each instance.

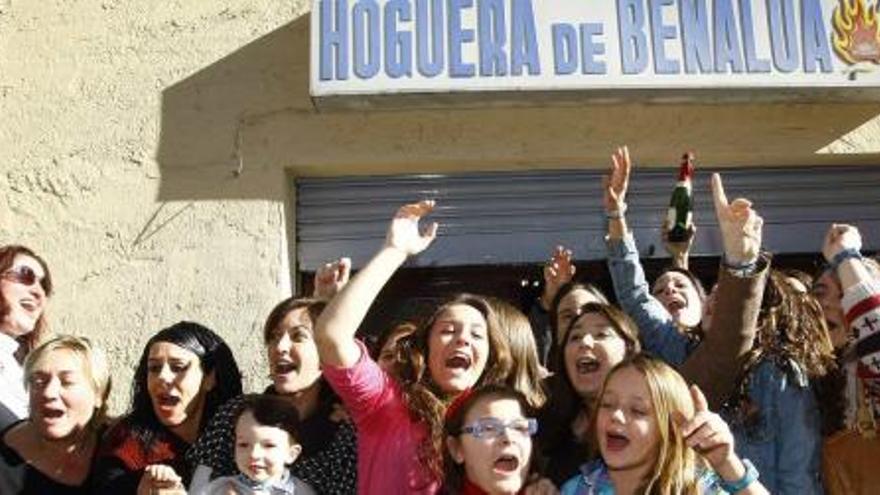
[0,335,111,494]
[561,355,768,495]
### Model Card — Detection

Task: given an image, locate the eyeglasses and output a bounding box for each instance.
[460,417,538,439]
[2,266,44,290]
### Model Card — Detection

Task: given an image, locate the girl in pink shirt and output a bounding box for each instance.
[315,200,513,494]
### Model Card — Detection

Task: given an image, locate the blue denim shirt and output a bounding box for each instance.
[606,234,824,494]
[560,459,725,495]
[606,234,696,367]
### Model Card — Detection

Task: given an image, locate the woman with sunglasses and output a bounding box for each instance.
[443,385,539,495]
[0,245,52,429]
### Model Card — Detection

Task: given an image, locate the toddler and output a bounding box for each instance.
[198,394,315,495]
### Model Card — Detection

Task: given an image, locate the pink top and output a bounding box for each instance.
[322,340,439,494]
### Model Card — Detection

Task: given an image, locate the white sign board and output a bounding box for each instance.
[310,0,880,99]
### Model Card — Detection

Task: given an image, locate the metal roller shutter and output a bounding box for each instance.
[296,166,880,272]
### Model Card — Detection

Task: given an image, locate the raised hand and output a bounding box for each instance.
[313,257,352,300]
[383,200,439,256]
[603,146,631,214]
[540,245,576,310]
[137,464,184,495]
[673,384,763,492]
[662,219,696,269]
[822,223,862,263]
[712,173,762,266]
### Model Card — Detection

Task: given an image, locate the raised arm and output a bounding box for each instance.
[604,146,693,365]
[312,257,352,301]
[681,173,767,410]
[314,200,438,367]
[604,145,631,242]
[823,224,880,432]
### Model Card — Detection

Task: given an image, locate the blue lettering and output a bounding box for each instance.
[416,0,444,77]
[581,23,607,74]
[510,0,540,75]
[320,0,349,80]
[679,0,711,73]
[352,0,380,79]
[739,0,771,72]
[478,0,507,76]
[802,0,833,73]
[767,0,798,72]
[448,0,475,77]
[649,0,680,74]
[713,0,744,73]
[384,0,412,78]
[553,23,579,75]
[618,0,649,74]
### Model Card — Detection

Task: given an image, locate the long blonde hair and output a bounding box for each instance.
[598,355,702,495]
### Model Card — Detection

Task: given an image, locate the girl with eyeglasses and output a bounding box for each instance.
[443,385,540,495]
[0,245,52,429]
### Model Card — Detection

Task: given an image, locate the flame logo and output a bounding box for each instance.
[833,0,880,64]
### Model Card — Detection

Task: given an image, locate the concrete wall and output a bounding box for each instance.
[2,1,879,413]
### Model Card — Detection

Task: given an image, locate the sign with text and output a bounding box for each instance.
[310,0,880,98]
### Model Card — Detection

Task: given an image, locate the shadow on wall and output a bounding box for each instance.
[155,9,880,205]
[155,14,312,202]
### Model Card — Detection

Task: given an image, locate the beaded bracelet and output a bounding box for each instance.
[719,458,759,494]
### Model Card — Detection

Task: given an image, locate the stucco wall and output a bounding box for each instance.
[2,1,878,414]
[0,1,306,414]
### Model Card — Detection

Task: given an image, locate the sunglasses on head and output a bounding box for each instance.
[2,265,45,290]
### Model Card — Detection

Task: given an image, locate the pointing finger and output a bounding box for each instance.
[711,173,729,216]
[690,384,709,413]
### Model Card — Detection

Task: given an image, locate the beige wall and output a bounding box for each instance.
[2,1,879,413]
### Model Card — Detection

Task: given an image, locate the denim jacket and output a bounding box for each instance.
[606,234,823,494]
[726,358,824,494]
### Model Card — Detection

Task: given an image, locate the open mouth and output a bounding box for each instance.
[445,354,472,370]
[156,394,180,407]
[576,356,600,374]
[493,454,520,473]
[19,299,37,311]
[274,361,298,375]
[41,408,64,419]
[665,299,685,313]
[605,431,630,452]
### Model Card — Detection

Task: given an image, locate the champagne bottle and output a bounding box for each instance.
[666,152,694,243]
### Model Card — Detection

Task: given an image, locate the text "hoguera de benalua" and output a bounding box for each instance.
[316,0,844,81]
